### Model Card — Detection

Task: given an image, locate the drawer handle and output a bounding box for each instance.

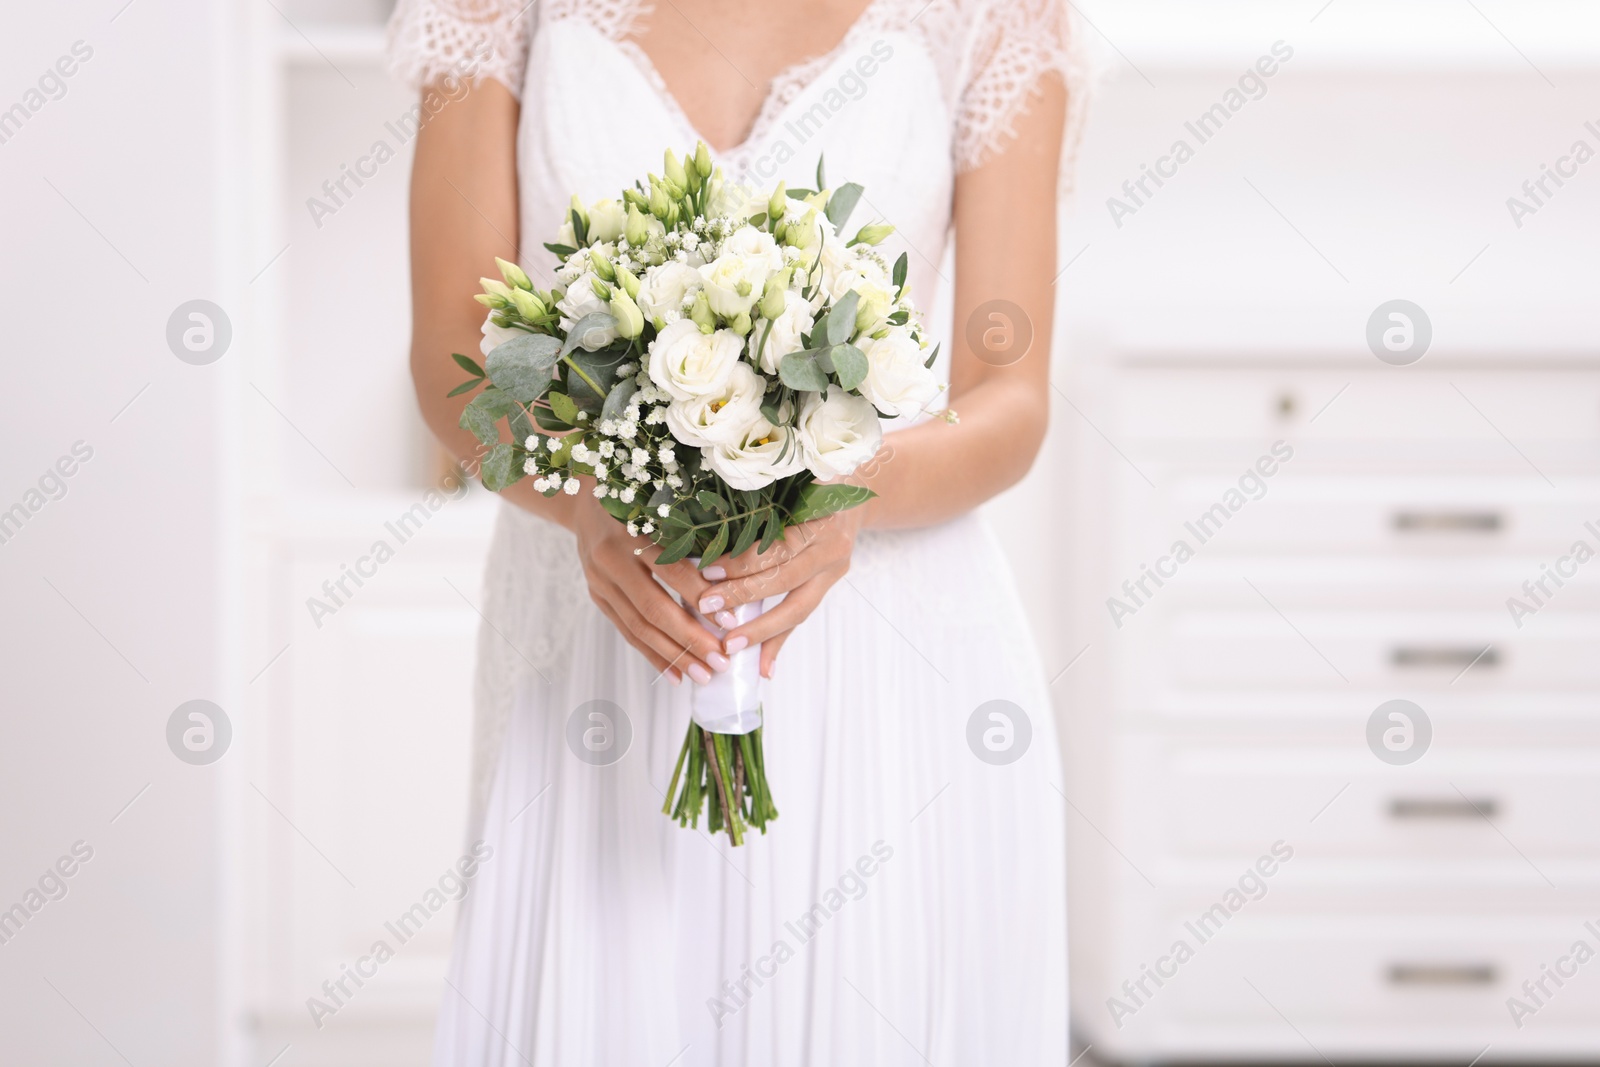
[1392,510,1503,533]
[1391,646,1499,669]
[1387,963,1497,986]
[1389,797,1497,820]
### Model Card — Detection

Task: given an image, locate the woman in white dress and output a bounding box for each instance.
[388,1,1090,1062]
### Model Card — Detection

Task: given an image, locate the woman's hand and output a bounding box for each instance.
[571,490,729,685]
[693,506,867,679]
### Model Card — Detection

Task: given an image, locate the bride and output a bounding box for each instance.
[388,0,1088,1062]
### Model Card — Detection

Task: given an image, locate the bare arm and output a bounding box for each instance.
[407,77,577,528]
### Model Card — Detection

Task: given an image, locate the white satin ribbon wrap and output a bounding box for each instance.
[691,599,766,735]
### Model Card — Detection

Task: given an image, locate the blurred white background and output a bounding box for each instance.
[3,0,1599,1063]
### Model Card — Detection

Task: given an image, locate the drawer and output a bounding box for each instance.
[1133,473,1600,557]
[1114,369,1600,444]
[1155,746,1600,863]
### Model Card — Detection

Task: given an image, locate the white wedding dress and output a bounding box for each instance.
[387,2,1092,1063]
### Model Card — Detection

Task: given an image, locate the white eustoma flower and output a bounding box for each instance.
[861,328,941,419]
[750,289,815,374]
[556,271,618,350]
[823,255,895,333]
[648,319,743,401]
[699,227,783,319]
[636,261,703,325]
[586,198,627,244]
[707,179,761,222]
[797,385,883,479]
[702,417,806,491]
[479,314,521,358]
[666,361,765,448]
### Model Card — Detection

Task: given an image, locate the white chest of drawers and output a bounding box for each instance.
[1062,355,1600,1061]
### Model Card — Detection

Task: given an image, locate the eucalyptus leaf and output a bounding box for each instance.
[779,352,829,393]
[480,442,517,491]
[831,344,868,392]
[508,403,535,447]
[759,403,781,425]
[788,482,876,524]
[824,182,863,228]
[560,313,619,358]
[459,395,502,447]
[825,290,860,346]
[486,333,562,401]
[472,387,520,419]
[601,377,640,423]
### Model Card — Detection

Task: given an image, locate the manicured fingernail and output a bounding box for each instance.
[725,635,749,655]
[707,651,730,672]
[668,670,682,687]
[703,565,726,580]
[765,659,777,680]
[699,595,724,613]
[715,610,737,629]
[688,663,712,685]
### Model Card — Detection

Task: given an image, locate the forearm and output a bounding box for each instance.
[406,77,578,530]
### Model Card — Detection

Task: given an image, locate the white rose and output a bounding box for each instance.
[648,319,743,401]
[861,328,941,419]
[637,261,703,325]
[702,418,806,491]
[699,227,783,319]
[479,314,521,358]
[750,290,814,374]
[798,385,883,479]
[666,361,765,448]
[708,179,761,222]
[823,255,895,333]
[556,271,618,351]
[586,198,627,244]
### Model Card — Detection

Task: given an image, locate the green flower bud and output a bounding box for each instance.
[590,253,616,283]
[759,270,790,320]
[510,287,544,319]
[615,263,641,299]
[495,256,533,290]
[648,182,671,220]
[625,203,651,248]
[851,223,895,246]
[480,277,514,301]
[729,311,752,337]
[472,292,500,308]
[590,275,613,300]
[694,140,713,179]
[689,292,716,334]
[664,148,688,190]
[735,279,753,298]
[622,188,648,210]
[768,181,788,223]
[610,290,645,339]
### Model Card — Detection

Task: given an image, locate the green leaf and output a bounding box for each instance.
[486,333,562,401]
[570,207,588,246]
[472,387,520,418]
[700,521,730,567]
[892,252,908,292]
[451,352,485,378]
[731,510,763,558]
[825,290,860,346]
[533,405,572,431]
[446,377,483,398]
[696,489,728,515]
[788,482,876,524]
[759,508,784,552]
[459,394,502,447]
[547,391,580,425]
[599,494,634,521]
[543,242,578,257]
[786,188,814,201]
[566,344,628,404]
[831,344,868,391]
[779,352,829,392]
[825,182,863,229]
[815,154,827,191]
[759,403,781,425]
[747,212,767,228]
[480,442,518,491]
[924,341,941,370]
[654,529,696,566]
[508,403,535,447]
[602,376,640,423]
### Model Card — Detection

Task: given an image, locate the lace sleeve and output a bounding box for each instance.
[386,0,535,100]
[953,0,1098,184]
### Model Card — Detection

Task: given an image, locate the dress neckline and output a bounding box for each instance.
[610,0,894,161]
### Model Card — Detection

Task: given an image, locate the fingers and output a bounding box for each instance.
[591,592,681,684]
[614,564,727,669]
[721,572,834,656]
[703,533,840,613]
[714,519,824,580]
[648,557,715,612]
[593,573,719,684]
[759,630,790,679]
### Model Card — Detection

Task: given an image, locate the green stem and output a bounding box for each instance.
[559,353,605,398]
[662,728,691,816]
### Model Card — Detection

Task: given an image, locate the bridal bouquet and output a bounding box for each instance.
[449,142,942,844]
